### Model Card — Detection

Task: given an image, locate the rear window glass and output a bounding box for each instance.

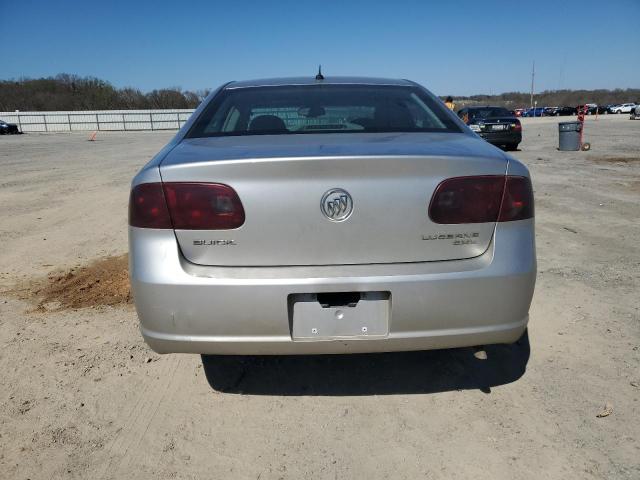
[186,85,461,138]
[468,107,512,119]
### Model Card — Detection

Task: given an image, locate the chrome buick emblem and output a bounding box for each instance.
[320,188,353,221]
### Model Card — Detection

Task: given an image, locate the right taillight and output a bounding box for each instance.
[129,182,245,229]
[429,175,533,224]
[498,175,534,222]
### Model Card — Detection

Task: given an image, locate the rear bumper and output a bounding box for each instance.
[130,220,536,354]
[479,131,522,145]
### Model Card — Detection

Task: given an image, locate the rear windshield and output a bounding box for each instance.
[468,107,512,119]
[186,84,461,138]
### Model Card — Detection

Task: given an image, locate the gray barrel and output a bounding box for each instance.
[558,121,582,151]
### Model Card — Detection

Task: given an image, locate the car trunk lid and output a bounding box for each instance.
[159,132,507,266]
[474,116,518,133]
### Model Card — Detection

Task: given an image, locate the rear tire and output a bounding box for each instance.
[515,328,529,346]
[505,143,519,151]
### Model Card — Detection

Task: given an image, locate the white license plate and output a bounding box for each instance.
[291,292,390,340]
[491,124,507,131]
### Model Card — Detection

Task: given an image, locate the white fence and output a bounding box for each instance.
[0,109,195,132]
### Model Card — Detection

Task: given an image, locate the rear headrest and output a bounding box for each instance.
[248,115,287,132]
[374,103,415,129]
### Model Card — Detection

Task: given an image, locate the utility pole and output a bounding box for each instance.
[530,61,535,109]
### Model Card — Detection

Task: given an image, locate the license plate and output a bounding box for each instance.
[491,124,507,131]
[290,292,390,340]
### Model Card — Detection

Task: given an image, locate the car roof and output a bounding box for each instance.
[466,106,508,109]
[225,76,415,89]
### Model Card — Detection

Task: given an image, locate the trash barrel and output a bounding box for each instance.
[558,121,582,151]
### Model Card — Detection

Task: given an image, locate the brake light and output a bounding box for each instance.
[429,176,504,224]
[163,182,245,229]
[129,182,245,229]
[429,175,533,224]
[129,183,173,229]
[513,119,522,132]
[498,176,534,222]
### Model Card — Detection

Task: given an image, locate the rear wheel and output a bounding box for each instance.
[505,143,519,151]
[515,328,529,346]
[200,355,247,391]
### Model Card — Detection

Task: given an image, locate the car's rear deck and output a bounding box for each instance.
[131,217,535,354]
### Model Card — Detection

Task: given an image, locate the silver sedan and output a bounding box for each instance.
[129,76,536,355]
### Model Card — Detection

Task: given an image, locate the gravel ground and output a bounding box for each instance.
[0,115,639,479]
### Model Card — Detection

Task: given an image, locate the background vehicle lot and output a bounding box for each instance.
[1,115,639,479]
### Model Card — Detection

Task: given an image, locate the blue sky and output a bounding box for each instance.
[1,0,639,95]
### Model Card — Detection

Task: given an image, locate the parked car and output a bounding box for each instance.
[128,76,536,356]
[522,107,546,117]
[553,106,576,116]
[514,108,525,117]
[576,104,597,115]
[0,120,20,134]
[631,105,640,120]
[610,103,637,114]
[457,106,522,150]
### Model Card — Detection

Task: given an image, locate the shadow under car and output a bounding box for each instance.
[201,330,530,396]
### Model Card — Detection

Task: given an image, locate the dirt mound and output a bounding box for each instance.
[32,254,131,310]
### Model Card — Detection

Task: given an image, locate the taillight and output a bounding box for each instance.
[498,176,534,222]
[163,182,245,230]
[429,175,533,224]
[512,119,522,132]
[129,182,245,229]
[429,176,504,224]
[129,183,173,229]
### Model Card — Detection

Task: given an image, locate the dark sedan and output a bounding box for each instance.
[546,106,575,116]
[457,106,522,150]
[0,120,20,134]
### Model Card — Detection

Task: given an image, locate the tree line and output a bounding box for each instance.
[1,74,638,111]
[452,88,640,109]
[0,74,210,111]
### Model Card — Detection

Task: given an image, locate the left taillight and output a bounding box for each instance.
[163,182,245,230]
[129,183,173,229]
[129,182,245,230]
